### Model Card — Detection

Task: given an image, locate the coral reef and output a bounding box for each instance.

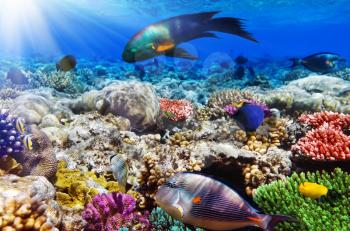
[253,168,350,231]
[264,75,350,113]
[159,98,193,122]
[292,126,350,160]
[12,128,58,179]
[205,89,262,119]
[54,161,120,209]
[149,207,204,231]
[68,81,160,132]
[0,174,61,230]
[0,155,22,176]
[29,70,85,94]
[82,192,151,231]
[292,111,350,160]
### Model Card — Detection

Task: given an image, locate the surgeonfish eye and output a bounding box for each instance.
[164,181,177,188]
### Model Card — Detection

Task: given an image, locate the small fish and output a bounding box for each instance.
[56,55,77,72]
[289,52,346,73]
[122,12,257,62]
[234,103,265,132]
[110,153,129,192]
[6,68,29,85]
[156,173,293,231]
[299,182,328,199]
[22,135,33,150]
[15,117,26,134]
[235,55,248,65]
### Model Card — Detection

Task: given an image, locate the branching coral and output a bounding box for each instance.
[159,98,193,122]
[149,207,204,231]
[292,111,350,160]
[298,111,350,130]
[29,70,85,94]
[54,161,120,209]
[253,168,350,231]
[167,131,193,147]
[82,192,151,231]
[292,126,350,160]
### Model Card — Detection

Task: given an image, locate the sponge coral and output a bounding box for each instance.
[82,192,151,231]
[54,161,120,209]
[150,207,204,231]
[253,168,350,231]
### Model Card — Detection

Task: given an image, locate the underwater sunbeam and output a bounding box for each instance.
[0,0,60,57]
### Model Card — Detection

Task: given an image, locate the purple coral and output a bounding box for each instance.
[82,192,151,231]
[223,104,239,117]
[0,109,24,157]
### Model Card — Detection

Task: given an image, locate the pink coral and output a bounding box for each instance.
[292,125,350,160]
[293,112,350,161]
[298,111,350,130]
[159,98,193,122]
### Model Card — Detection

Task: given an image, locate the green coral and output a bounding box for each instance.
[55,161,120,209]
[253,168,350,231]
[150,207,204,231]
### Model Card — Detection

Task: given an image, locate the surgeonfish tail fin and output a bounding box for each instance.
[288,58,302,68]
[263,214,297,231]
[206,17,258,43]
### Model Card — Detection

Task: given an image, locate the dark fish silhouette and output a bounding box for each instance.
[122,11,257,62]
[56,55,77,72]
[234,66,245,79]
[156,173,293,230]
[289,52,345,73]
[235,55,248,65]
[6,68,29,85]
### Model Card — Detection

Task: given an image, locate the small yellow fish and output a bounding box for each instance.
[15,117,26,134]
[299,182,328,199]
[22,135,33,150]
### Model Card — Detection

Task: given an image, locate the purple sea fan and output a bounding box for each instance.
[82,192,151,231]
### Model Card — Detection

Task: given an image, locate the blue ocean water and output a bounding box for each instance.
[0,0,349,61]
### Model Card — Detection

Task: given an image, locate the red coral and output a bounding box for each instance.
[293,111,350,161]
[159,98,193,122]
[292,125,350,160]
[298,111,350,130]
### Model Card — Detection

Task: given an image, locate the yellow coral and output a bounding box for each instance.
[54,161,121,209]
[0,156,22,176]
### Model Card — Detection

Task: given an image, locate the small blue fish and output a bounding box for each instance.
[110,153,129,192]
[15,117,26,134]
[22,135,33,150]
[156,173,293,231]
[234,104,265,132]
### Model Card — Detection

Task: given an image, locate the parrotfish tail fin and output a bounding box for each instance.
[288,58,302,68]
[206,17,258,43]
[263,214,297,231]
